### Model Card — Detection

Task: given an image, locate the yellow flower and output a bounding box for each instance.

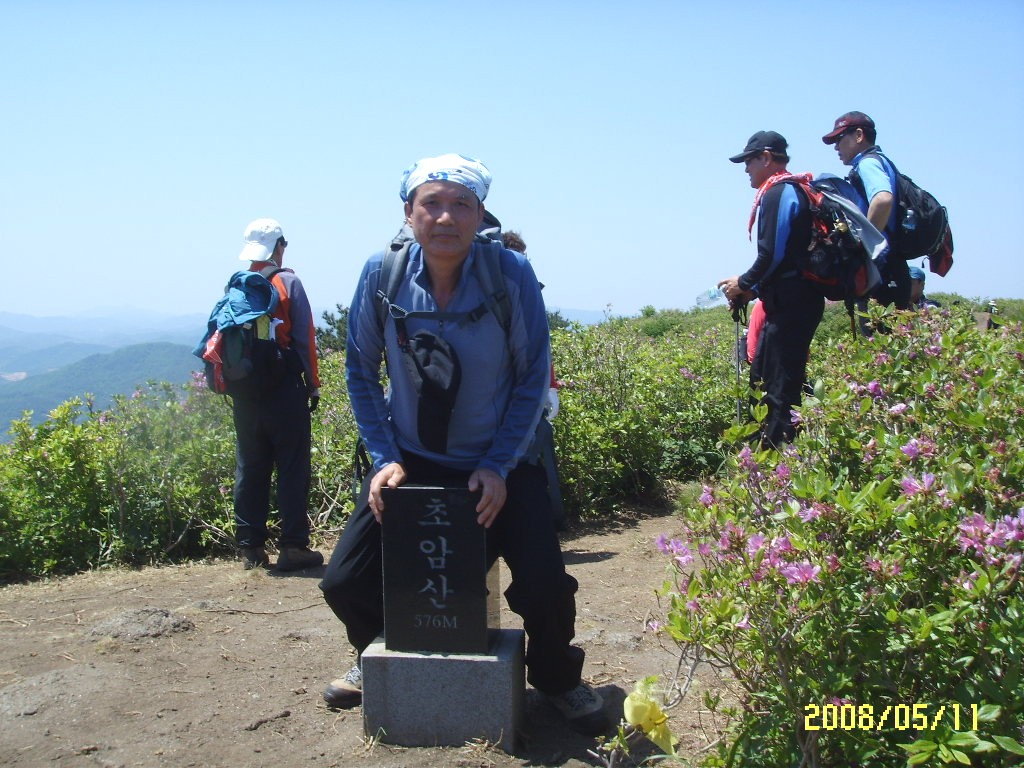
[646,721,677,755]
[623,679,677,756]
[623,690,667,731]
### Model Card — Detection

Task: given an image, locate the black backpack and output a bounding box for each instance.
[782,177,883,329]
[850,150,954,274]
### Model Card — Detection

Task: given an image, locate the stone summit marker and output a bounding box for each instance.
[366,485,524,750]
[380,485,489,653]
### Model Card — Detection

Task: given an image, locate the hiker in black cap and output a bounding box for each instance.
[718,131,825,448]
[823,111,911,317]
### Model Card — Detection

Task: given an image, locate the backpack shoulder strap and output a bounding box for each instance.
[258,264,285,278]
[373,236,514,338]
[375,238,412,330]
[471,238,513,333]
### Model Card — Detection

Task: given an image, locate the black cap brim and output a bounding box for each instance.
[729,150,758,163]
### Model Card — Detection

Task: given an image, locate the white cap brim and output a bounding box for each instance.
[239,241,273,262]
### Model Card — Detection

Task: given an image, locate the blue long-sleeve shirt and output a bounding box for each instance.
[739,183,812,293]
[346,241,551,479]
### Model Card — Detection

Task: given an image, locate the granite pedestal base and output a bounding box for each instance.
[362,628,525,752]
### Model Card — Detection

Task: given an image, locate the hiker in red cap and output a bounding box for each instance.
[823,111,911,318]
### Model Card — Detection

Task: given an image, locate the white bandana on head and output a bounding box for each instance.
[399,153,492,203]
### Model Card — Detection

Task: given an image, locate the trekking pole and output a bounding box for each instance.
[730,299,748,423]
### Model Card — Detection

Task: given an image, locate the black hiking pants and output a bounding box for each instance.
[232,371,312,549]
[319,453,584,695]
[751,276,824,448]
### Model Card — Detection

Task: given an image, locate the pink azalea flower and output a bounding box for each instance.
[901,440,921,459]
[746,534,766,556]
[736,614,751,630]
[888,403,909,416]
[738,445,757,472]
[798,505,821,522]
[901,473,936,497]
[773,536,795,555]
[699,485,715,507]
[779,561,821,585]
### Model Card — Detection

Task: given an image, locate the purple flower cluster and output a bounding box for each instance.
[678,367,699,381]
[656,534,694,568]
[958,509,1024,572]
[900,437,937,460]
[900,473,935,497]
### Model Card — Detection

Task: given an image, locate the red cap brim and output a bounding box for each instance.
[821,128,845,145]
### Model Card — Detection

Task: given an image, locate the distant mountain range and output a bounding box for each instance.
[0,311,207,434]
[0,306,606,436]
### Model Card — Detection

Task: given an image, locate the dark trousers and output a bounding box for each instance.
[751,278,824,447]
[319,454,584,695]
[857,258,912,335]
[874,257,912,310]
[232,373,312,549]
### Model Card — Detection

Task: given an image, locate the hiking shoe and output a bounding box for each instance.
[276,546,324,572]
[323,664,362,709]
[240,547,270,570]
[547,682,610,736]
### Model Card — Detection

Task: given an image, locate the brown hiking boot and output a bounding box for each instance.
[240,547,270,570]
[323,664,362,709]
[276,546,324,572]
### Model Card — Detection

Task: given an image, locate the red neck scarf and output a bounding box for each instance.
[747,172,817,238]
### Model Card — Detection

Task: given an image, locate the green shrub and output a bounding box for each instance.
[654,305,1024,766]
[551,320,733,518]
[0,400,108,574]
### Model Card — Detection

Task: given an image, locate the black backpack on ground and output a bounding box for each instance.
[850,150,954,275]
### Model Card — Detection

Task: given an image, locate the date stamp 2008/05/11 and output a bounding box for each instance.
[804,702,982,732]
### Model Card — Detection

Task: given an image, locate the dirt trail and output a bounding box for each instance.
[0,510,729,768]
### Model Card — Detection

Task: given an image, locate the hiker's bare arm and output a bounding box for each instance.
[469,468,506,529]
[369,463,407,522]
[867,191,893,233]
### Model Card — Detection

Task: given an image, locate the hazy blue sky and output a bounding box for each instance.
[5,0,1022,319]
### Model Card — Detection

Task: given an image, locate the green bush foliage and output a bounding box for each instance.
[0,310,739,578]
[654,304,1024,766]
[552,320,735,516]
